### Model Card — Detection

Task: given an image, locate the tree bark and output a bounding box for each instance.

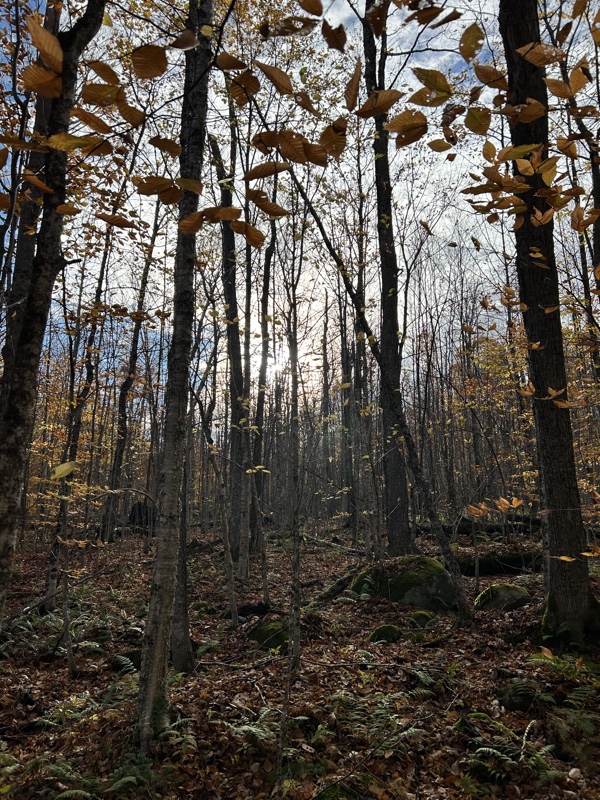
[499,0,598,642]
[363,2,412,555]
[137,0,212,747]
[0,1,107,625]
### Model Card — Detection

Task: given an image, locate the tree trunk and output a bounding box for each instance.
[362,2,412,556]
[0,1,107,625]
[137,0,212,747]
[499,0,598,642]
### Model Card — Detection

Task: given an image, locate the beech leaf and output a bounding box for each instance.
[244,161,291,181]
[170,29,199,50]
[345,59,361,112]
[88,60,120,85]
[216,51,247,70]
[22,65,62,98]
[322,20,346,52]
[255,61,293,95]
[230,220,266,248]
[131,45,168,79]
[25,17,63,73]
[356,89,403,118]
[51,461,77,480]
[459,23,484,63]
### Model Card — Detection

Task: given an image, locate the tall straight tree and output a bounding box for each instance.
[137,0,212,747]
[362,0,412,555]
[499,0,599,642]
[0,1,107,624]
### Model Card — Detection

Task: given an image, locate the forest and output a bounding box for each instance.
[1,0,600,796]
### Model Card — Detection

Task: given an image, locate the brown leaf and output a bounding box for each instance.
[356,89,403,118]
[244,161,291,181]
[117,99,145,127]
[262,16,318,38]
[322,19,346,52]
[202,206,242,223]
[56,203,81,215]
[474,63,508,90]
[294,91,319,116]
[96,212,135,228]
[170,29,199,50]
[149,136,181,157]
[231,220,266,248]
[46,133,105,151]
[22,170,54,193]
[407,87,449,107]
[216,51,248,70]
[427,139,452,152]
[303,141,328,167]
[464,106,491,135]
[515,41,566,66]
[319,118,347,159]
[459,23,484,63]
[70,107,112,134]
[131,45,168,79]
[82,83,125,107]
[412,67,452,94]
[544,77,573,98]
[255,61,293,95]
[430,9,462,28]
[158,186,184,204]
[384,109,428,148]
[278,130,308,164]
[82,138,112,157]
[133,176,174,195]
[87,60,120,85]
[0,194,10,211]
[22,65,62,98]
[230,71,261,107]
[175,177,204,194]
[298,0,323,14]
[25,17,63,73]
[178,211,204,234]
[247,188,289,217]
[345,59,361,112]
[366,0,390,37]
[252,131,282,154]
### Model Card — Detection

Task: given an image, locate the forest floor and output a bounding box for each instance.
[1,527,600,799]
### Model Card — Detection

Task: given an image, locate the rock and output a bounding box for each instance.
[410,610,435,628]
[350,556,459,612]
[369,624,401,643]
[247,620,288,651]
[474,583,531,611]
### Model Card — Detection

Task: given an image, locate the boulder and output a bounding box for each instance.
[410,610,436,629]
[247,620,288,651]
[369,624,401,643]
[474,583,531,611]
[351,556,459,612]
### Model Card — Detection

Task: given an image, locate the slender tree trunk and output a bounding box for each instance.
[362,2,411,556]
[0,1,107,625]
[499,0,598,642]
[137,0,212,748]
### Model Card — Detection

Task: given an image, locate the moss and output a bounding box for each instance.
[369,624,401,643]
[455,550,542,576]
[351,557,457,612]
[247,621,288,651]
[474,583,530,611]
[410,610,435,628]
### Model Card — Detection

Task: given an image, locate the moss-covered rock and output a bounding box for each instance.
[474,583,531,611]
[455,550,542,576]
[247,620,288,651]
[410,610,435,628]
[369,624,401,643]
[350,556,458,612]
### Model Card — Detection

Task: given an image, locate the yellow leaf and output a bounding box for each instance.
[103,11,113,26]
[200,24,213,37]
[71,107,112,134]
[131,45,168,79]
[51,461,77,480]
[459,23,484,63]
[87,60,120,85]
[540,646,553,658]
[22,65,62,98]
[82,83,125,107]
[25,17,63,73]
[22,170,54,193]
[552,555,577,562]
[46,133,106,151]
[56,204,81,215]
